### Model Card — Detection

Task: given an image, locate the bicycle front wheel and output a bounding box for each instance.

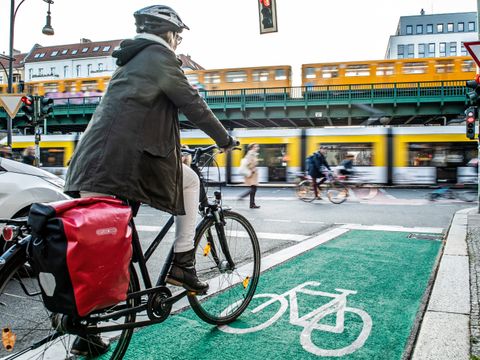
[296,180,316,202]
[189,210,261,325]
[326,181,349,204]
[0,249,139,360]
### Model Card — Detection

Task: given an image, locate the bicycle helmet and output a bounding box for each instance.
[134,5,190,34]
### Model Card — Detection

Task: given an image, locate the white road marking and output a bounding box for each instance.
[339,223,444,234]
[264,219,291,223]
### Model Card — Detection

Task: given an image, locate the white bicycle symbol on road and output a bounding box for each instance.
[219,281,372,357]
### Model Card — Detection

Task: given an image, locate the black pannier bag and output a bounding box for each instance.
[28,197,133,317]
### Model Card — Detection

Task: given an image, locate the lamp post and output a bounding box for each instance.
[6,0,54,147]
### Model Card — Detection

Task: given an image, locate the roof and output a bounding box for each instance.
[25,39,123,63]
[178,54,204,70]
[0,52,28,70]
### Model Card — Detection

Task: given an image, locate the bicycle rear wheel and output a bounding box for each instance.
[189,210,261,325]
[296,180,316,202]
[326,181,349,204]
[0,249,139,360]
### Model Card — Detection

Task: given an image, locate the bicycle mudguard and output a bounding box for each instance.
[28,197,133,317]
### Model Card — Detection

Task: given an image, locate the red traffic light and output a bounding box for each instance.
[259,0,271,6]
[21,96,32,105]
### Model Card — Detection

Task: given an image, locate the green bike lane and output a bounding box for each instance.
[112,225,443,360]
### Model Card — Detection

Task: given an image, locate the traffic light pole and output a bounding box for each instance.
[33,96,41,167]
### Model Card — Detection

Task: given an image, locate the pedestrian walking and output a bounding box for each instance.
[238,143,261,209]
[64,5,236,356]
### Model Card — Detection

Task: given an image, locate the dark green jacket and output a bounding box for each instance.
[64,39,230,215]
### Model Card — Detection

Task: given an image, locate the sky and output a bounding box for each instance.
[0,0,477,84]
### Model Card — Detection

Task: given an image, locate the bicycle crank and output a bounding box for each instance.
[147,287,173,322]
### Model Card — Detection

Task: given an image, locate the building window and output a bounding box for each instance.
[426,24,433,33]
[34,53,40,58]
[407,44,414,58]
[416,24,423,34]
[82,47,89,53]
[29,69,33,80]
[38,68,44,75]
[458,22,465,32]
[428,43,435,57]
[275,69,287,80]
[437,24,443,33]
[51,51,58,56]
[418,44,426,58]
[226,71,247,82]
[253,70,270,81]
[447,23,454,32]
[64,65,69,77]
[461,45,468,56]
[87,64,92,76]
[61,49,68,55]
[50,67,55,75]
[439,42,446,57]
[469,22,476,31]
[397,44,405,59]
[449,42,457,56]
[71,49,78,55]
[39,53,46,58]
[93,46,100,52]
[98,63,103,71]
[103,46,111,52]
[305,68,316,79]
[406,25,413,35]
[76,65,81,77]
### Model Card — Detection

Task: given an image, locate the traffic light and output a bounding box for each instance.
[39,96,53,118]
[466,74,480,105]
[20,95,35,120]
[465,106,477,139]
[258,0,278,34]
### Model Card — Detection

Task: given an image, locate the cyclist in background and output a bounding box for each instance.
[338,153,355,177]
[64,5,235,356]
[307,145,331,199]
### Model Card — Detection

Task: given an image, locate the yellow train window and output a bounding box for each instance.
[305,67,316,79]
[226,71,247,83]
[81,80,99,91]
[253,70,270,82]
[44,82,59,93]
[462,60,475,72]
[402,62,427,74]
[435,61,454,73]
[205,73,220,84]
[321,66,338,78]
[345,64,370,77]
[376,64,394,76]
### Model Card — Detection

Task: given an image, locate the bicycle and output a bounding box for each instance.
[218,281,372,357]
[0,144,261,359]
[426,184,477,202]
[295,172,349,204]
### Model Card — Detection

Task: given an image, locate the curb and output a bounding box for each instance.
[411,207,475,360]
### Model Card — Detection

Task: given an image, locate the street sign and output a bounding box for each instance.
[464,41,480,67]
[0,94,25,118]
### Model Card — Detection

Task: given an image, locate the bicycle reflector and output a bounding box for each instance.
[2,225,17,242]
[465,106,477,140]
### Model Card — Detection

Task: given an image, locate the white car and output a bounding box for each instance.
[0,157,70,220]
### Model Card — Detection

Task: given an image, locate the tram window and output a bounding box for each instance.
[64,81,76,93]
[345,64,370,77]
[253,70,270,82]
[462,60,475,73]
[408,143,476,167]
[274,69,287,80]
[186,74,199,85]
[321,66,338,78]
[226,71,247,83]
[305,68,316,79]
[40,148,65,167]
[204,72,220,84]
[435,60,454,73]
[81,80,99,91]
[376,64,394,76]
[402,62,427,74]
[44,82,59,93]
[318,143,373,166]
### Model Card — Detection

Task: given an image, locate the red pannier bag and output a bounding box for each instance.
[28,197,133,318]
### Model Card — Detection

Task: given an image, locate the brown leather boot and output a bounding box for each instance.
[166,249,209,294]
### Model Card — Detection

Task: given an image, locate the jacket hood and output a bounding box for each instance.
[112,38,160,66]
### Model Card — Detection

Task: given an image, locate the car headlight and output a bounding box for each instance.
[42,176,65,189]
